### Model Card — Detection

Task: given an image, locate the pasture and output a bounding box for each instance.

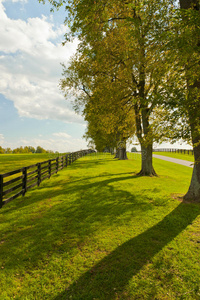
[152,152,194,162]
[0,153,61,174]
[0,153,199,299]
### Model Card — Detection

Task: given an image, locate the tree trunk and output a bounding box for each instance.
[110,148,114,155]
[183,95,200,202]
[134,105,157,176]
[180,0,200,202]
[133,35,156,176]
[114,148,119,159]
[115,140,128,160]
[119,147,128,160]
[137,144,157,176]
[184,164,200,202]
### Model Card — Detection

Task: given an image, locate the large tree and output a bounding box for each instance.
[59,0,175,175]
[61,47,136,159]
[178,0,200,201]
[40,0,200,199]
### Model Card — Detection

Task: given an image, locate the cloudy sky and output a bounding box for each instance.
[0,0,88,153]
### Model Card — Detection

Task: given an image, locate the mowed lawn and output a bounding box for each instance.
[0,153,200,299]
[152,151,194,162]
[0,153,62,174]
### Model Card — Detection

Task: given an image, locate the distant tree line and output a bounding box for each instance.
[0,146,55,154]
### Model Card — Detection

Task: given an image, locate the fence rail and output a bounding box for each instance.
[153,148,194,155]
[0,149,94,208]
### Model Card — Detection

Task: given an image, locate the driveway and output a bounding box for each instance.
[153,154,193,168]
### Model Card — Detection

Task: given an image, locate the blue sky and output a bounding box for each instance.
[0,0,88,152]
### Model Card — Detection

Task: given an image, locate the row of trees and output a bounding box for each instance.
[42,0,200,201]
[0,146,54,154]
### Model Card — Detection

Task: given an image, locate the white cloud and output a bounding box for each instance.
[0,1,83,124]
[11,0,28,3]
[1,130,87,152]
[53,132,71,139]
[0,134,5,144]
[18,135,88,153]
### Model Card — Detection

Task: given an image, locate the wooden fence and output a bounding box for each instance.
[0,149,94,208]
[153,148,194,155]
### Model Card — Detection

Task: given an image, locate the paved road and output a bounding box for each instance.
[153,154,193,168]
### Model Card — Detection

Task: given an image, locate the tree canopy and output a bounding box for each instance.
[40,0,200,200]
[58,0,181,174]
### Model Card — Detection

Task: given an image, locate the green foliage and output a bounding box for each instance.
[40,0,198,148]
[0,146,55,154]
[158,1,200,146]
[59,0,179,162]
[41,0,199,179]
[35,146,46,153]
[0,146,4,154]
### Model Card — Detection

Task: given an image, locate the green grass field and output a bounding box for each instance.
[152,151,194,162]
[0,153,199,299]
[0,153,62,174]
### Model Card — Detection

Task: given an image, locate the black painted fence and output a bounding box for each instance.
[0,149,94,208]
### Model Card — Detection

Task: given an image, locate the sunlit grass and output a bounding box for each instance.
[0,153,61,174]
[0,153,199,299]
[152,151,194,162]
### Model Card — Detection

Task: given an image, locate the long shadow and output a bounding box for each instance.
[2,172,138,212]
[0,174,147,272]
[53,202,200,300]
[42,174,139,195]
[68,156,115,170]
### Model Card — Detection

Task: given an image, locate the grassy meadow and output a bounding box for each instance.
[152,151,194,162]
[0,153,62,174]
[0,153,200,299]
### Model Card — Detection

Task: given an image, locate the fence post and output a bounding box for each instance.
[48,160,51,178]
[56,157,59,173]
[65,154,68,167]
[62,156,64,169]
[22,167,27,196]
[0,175,3,208]
[37,163,41,186]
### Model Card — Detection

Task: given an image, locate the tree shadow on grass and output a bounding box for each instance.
[53,202,200,300]
[68,155,115,170]
[1,171,138,213]
[0,173,148,272]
